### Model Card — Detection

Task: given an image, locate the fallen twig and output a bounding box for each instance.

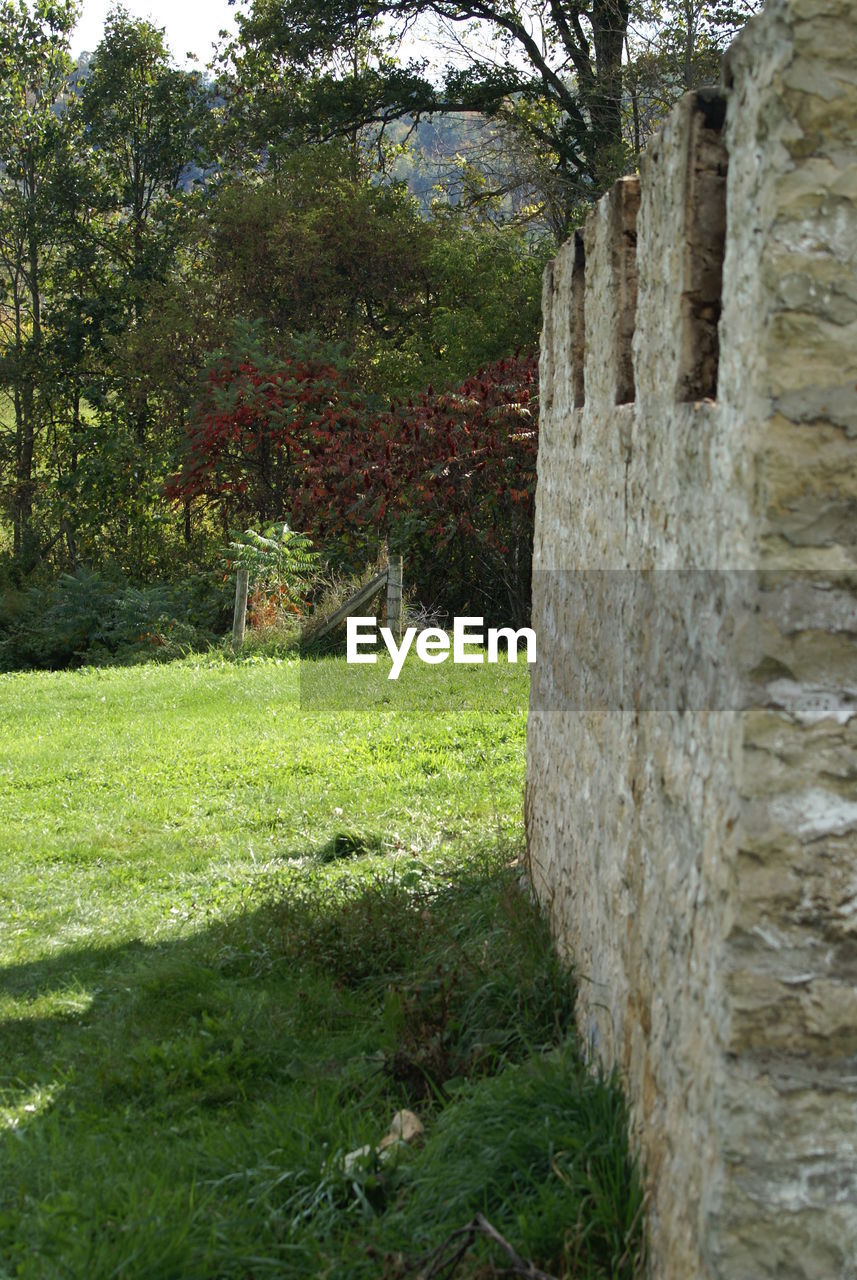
[405,1213,560,1280]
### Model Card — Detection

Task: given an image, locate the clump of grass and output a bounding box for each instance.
[230,616,301,657]
[257,853,574,1096]
[382,1051,646,1279]
[317,830,388,862]
[261,860,446,984]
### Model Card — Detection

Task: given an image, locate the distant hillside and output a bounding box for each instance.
[385,114,497,208]
[67,53,497,207]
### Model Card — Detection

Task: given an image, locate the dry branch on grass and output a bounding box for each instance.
[401,1213,559,1280]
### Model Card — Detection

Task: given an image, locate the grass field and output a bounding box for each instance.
[0,652,643,1279]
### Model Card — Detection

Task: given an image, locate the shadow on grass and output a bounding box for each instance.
[0,854,643,1280]
[2,851,568,1112]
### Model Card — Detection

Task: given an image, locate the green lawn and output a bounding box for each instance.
[0,653,642,1279]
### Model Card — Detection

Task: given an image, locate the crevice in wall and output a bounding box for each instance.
[572,230,586,409]
[612,177,641,406]
[677,89,728,402]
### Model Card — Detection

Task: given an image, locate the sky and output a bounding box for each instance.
[71,0,453,81]
[72,0,240,66]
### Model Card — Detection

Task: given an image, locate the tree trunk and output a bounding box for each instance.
[588,0,630,192]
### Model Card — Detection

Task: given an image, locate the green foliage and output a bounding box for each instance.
[79,8,208,225]
[624,0,764,153]
[0,569,228,670]
[362,215,549,393]
[209,148,431,347]
[225,523,319,599]
[0,0,758,619]
[0,5,218,583]
[1,44,547,593]
[206,154,546,396]
[223,0,760,235]
[225,0,633,224]
[0,0,80,565]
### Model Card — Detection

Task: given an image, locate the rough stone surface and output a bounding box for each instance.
[526,1,857,1276]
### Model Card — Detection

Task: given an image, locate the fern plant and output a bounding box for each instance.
[223,523,319,616]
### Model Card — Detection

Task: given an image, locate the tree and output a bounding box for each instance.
[225,0,633,229]
[77,6,209,444]
[204,142,547,394]
[225,0,765,235]
[167,329,539,622]
[624,0,763,156]
[0,0,79,568]
[208,146,433,346]
[27,7,217,579]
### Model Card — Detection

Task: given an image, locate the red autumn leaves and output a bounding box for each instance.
[167,344,538,613]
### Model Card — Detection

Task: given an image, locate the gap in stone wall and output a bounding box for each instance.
[613,177,641,405]
[677,89,728,402]
[572,231,586,408]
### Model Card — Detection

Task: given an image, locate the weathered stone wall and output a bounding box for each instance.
[526,1,857,1275]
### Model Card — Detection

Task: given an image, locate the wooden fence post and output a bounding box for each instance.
[232,567,249,650]
[386,552,403,642]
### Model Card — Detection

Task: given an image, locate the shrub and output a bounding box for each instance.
[168,329,538,626]
[0,570,229,672]
[294,353,538,626]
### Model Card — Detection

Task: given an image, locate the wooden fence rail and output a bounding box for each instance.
[310,567,390,643]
